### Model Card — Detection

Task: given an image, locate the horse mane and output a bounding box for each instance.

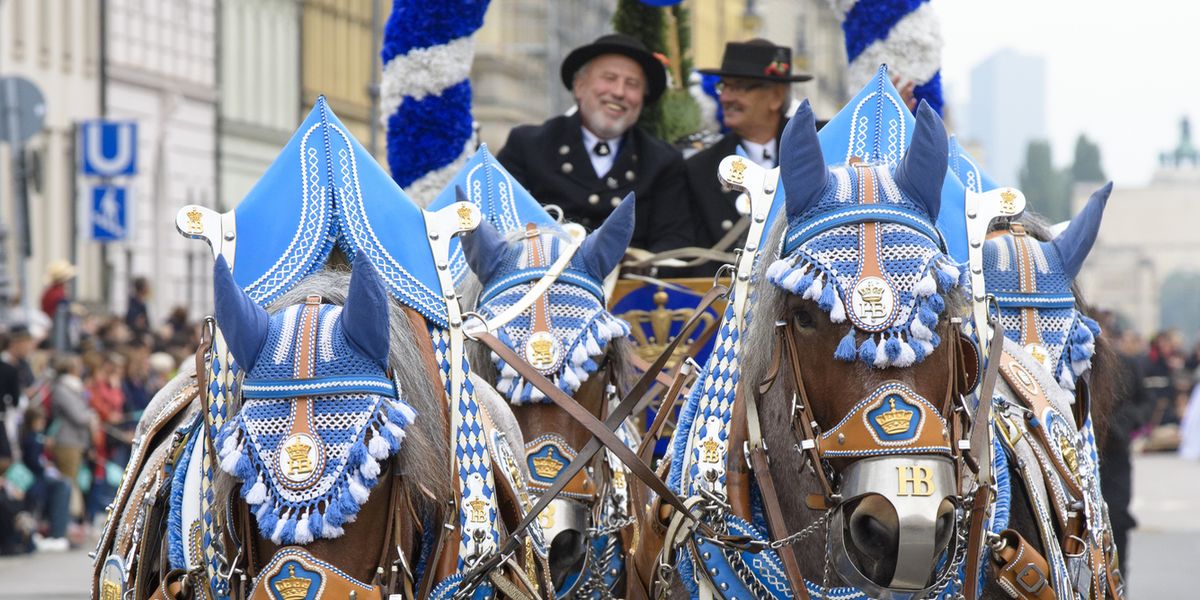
[214,265,454,507]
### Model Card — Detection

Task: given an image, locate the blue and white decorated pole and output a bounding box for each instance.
[381,0,491,205]
[829,0,944,115]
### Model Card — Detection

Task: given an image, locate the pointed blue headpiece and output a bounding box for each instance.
[948,136,1000,193]
[227,97,450,326]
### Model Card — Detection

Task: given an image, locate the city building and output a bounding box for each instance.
[302,0,384,160]
[755,0,848,119]
[104,0,218,320]
[0,0,101,314]
[1077,118,1200,339]
[965,49,1046,186]
[219,0,301,207]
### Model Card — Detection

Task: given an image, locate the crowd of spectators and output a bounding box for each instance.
[0,272,198,555]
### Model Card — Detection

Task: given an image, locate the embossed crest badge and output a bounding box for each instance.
[1024,343,1052,371]
[278,433,322,487]
[850,276,897,331]
[524,330,561,374]
[269,560,322,600]
[99,556,125,600]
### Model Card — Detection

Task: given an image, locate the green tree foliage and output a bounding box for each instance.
[1018,140,1071,222]
[1070,134,1106,182]
[612,0,699,143]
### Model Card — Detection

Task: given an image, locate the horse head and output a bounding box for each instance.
[211,252,439,587]
[751,100,974,595]
[982,183,1111,391]
[461,191,637,593]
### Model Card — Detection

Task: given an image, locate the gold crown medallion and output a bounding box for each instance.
[701,439,721,464]
[468,497,489,523]
[525,331,560,372]
[279,433,318,482]
[851,276,894,328]
[727,158,747,185]
[874,398,915,435]
[185,206,205,234]
[456,203,477,229]
[273,564,313,600]
[999,189,1018,214]
[532,454,564,480]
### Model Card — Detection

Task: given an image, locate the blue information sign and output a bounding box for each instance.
[91,185,128,242]
[80,120,137,177]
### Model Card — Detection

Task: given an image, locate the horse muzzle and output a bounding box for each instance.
[830,455,960,598]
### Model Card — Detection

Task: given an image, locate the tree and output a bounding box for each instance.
[612,0,699,143]
[1018,140,1071,222]
[1071,134,1106,182]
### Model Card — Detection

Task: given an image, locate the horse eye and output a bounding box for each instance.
[792,309,816,329]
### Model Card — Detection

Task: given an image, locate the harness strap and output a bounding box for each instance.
[994,529,1058,600]
[464,285,730,588]
[636,360,696,464]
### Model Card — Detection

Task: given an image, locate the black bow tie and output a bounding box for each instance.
[593,141,611,157]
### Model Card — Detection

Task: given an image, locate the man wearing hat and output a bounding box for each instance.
[497,34,693,252]
[685,39,811,266]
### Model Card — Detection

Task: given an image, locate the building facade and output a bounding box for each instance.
[301,0,382,158]
[0,0,101,315]
[1077,120,1200,338]
[755,0,848,119]
[104,0,218,321]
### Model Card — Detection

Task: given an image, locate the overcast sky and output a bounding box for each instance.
[934,0,1200,186]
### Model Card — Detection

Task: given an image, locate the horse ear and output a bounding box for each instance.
[461,218,509,284]
[1051,181,1112,279]
[894,101,948,220]
[580,192,635,280]
[212,254,269,373]
[780,99,828,222]
[342,252,391,367]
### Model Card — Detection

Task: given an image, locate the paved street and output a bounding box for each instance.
[0,453,1195,598]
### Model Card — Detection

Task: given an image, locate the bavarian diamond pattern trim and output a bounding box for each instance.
[241,376,396,399]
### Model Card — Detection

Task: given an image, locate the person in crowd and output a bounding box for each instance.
[685,39,811,268]
[0,332,22,479]
[125,277,151,341]
[48,354,95,516]
[1101,322,1151,575]
[40,261,76,352]
[497,33,694,253]
[18,407,71,551]
[122,343,153,423]
[4,326,37,395]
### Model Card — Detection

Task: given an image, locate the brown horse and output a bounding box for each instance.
[93,257,541,599]
[647,100,1121,599]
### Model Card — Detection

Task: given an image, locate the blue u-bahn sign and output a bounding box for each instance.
[80,120,137,177]
[91,185,127,242]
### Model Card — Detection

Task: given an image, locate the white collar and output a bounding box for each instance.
[581,127,622,178]
[740,138,777,168]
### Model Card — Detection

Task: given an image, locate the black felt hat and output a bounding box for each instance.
[698,39,812,83]
[560,34,667,104]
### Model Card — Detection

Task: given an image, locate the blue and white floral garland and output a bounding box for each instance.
[381,0,491,204]
[829,0,944,115]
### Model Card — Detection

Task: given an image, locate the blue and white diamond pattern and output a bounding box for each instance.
[683,301,741,497]
[429,325,501,570]
[201,334,237,599]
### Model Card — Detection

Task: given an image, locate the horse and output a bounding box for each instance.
[92,252,546,599]
[459,191,648,597]
[649,98,1122,600]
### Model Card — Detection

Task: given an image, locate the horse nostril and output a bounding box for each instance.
[849,510,896,560]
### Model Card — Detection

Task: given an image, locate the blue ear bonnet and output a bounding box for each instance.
[239,304,397,399]
[983,233,1100,390]
[768,162,967,369]
[475,229,631,404]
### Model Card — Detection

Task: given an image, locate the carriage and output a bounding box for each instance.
[92,67,1124,600]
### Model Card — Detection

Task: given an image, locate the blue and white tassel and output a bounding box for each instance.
[381,0,491,205]
[828,0,944,115]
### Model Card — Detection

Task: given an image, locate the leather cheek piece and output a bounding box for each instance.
[958,332,981,395]
[818,381,953,459]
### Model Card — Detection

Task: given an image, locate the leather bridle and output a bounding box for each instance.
[737,307,1003,599]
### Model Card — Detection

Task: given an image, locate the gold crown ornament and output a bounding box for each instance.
[273,565,312,600]
[857,280,886,304]
[874,398,914,435]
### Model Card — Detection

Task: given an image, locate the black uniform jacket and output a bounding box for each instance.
[497,113,693,252]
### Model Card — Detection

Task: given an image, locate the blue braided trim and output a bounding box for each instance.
[167,422,200,570]
[240,376,396,399]
[992,292,1075,309]
[784,205,945,256]
[478,268,603,306]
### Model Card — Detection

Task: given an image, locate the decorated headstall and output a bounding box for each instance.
[213,253,414,545]
[765,99,981,596]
